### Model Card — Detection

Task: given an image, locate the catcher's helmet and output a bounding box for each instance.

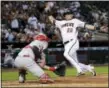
[34,33,50,41]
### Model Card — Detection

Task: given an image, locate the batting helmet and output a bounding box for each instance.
[63,9,73,17]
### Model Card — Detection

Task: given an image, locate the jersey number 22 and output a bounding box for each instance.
[67,28,73,33]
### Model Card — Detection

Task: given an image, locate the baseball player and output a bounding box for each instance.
[48,10,96,76]
[14,33,66,84]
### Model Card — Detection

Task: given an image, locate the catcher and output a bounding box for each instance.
[14,33,66,84]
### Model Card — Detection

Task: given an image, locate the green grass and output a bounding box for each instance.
[2,66,108,81]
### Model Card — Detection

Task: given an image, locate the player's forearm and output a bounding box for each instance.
[43,65,57,71]
[48,15,55,24]
[55,29,61,40]
[38,61,46,68]
[38,57,46,68]
[85,24,96,30]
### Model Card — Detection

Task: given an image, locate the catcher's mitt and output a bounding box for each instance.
[53,61,66,76]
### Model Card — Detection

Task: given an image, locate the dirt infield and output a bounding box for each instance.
[2,74,108,88]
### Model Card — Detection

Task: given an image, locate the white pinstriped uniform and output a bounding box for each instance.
[55,18,92,73]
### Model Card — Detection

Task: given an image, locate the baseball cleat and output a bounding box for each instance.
[39,79,54,84]
[39,73,54,84]
[19,69,27,83]
[88,65,96,76]
[92,70,96,76]
[77,72,85,77]
[19,74,26,83]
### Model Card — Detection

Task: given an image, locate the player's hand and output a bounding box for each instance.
[56,61,66,69]
[84,32,92,40]
[53,61,66,76]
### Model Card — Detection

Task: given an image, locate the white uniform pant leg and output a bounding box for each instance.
[64,40,82,73]
[70,51,90,72]
[14,56,44,77]
[71,51,79,63]
[78,63,91,72]
[69,41,91,73]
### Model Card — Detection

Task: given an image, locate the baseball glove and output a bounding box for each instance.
[53,61,66,76]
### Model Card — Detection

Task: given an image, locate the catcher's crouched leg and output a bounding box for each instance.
[19,69,27,83]
[53,61,66,77]
[39,73,54,84]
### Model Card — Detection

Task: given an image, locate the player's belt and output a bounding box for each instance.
[18,55,30,57]
[23,55,30,57]
[24,45,32,48]
[64,39,73,45]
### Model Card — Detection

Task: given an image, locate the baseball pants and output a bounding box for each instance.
[64,39,91,73]
[14,56,44,77]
